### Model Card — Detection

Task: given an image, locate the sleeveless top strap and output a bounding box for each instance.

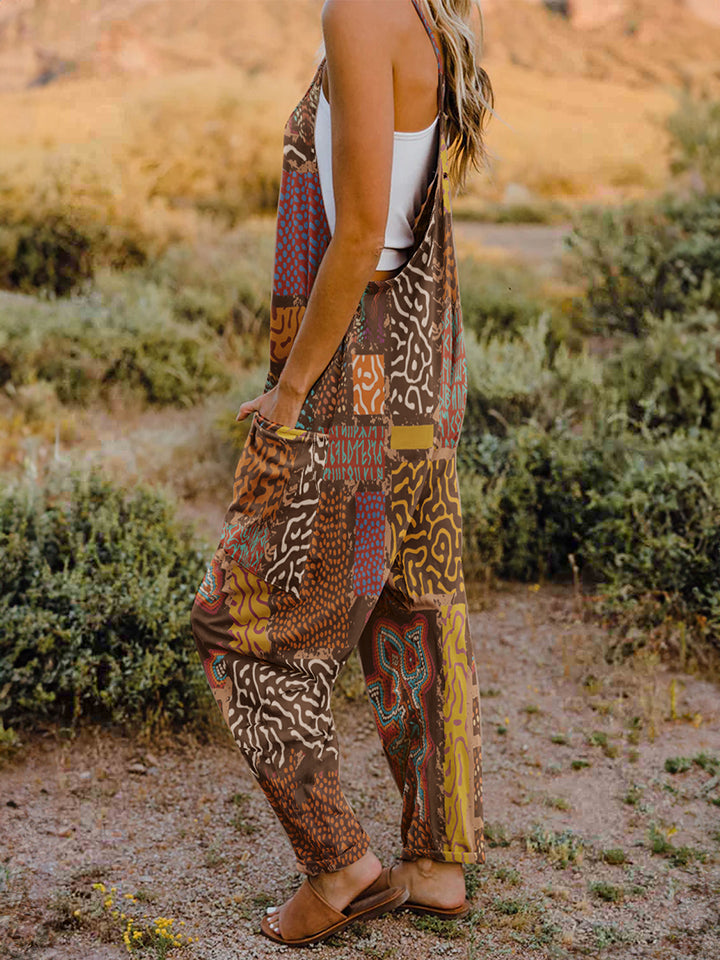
[409,0,444,77]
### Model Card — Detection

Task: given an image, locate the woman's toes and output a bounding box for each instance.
[266,906,278,915]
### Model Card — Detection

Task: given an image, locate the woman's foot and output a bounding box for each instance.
[390,858,466,911]
[264,850,383,935]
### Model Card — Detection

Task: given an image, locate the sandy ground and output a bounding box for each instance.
[1,583,718,960]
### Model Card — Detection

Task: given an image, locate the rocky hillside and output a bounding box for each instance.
[1,0,719,95]
[484,0,720,93]
[0,0,323,93]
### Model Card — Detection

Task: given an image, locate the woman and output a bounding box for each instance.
[191,0,494,947]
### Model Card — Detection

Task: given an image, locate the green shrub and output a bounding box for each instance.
[664,754,719,776]
[144,228,274,346]
[0,719,20,765]
[693,752,719,776]
[525,824,584,868]
[589,882,624,903]
[647,824,706,867]
[0,217,150,291]
[3,215,94,297]
[580,430,720,657]
[459,408,720,658]
[665,756,693,775]
[602,848,627,865]
[458,258,551,341]
[665,92,720,194]
[562,193,720,336]
[458,467,506,584]
[0,276,231,405]
[601,309,720,434]
[461,315,604,438]
[462,321,551,434]
[459,420,616,582]
[0,473,210,731]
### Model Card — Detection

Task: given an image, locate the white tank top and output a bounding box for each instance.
[315,85,439,271]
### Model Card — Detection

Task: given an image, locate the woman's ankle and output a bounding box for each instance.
[393,857,466,908]
[411,857,461,877]
[311,850,382,908]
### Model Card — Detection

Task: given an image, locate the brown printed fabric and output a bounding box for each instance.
[191,0,485,875]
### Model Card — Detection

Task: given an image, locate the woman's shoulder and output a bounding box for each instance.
[322,0,407,39]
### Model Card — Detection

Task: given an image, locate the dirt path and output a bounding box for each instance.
[454,221,574,276]
[2,584,718,959]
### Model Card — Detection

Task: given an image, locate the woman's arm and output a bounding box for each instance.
[237,0,396,427]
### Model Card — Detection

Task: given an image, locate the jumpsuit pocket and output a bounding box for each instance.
[220,412,328,599]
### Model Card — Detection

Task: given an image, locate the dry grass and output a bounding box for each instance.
[0,66,292,251]
[0,4,698,248]
[0,58,679,252]
[466,61,678,203]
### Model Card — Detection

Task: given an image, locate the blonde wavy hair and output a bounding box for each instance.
[419,0,495,190]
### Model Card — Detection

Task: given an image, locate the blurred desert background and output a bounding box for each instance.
[1,0,720,227]
[2,3,720,959]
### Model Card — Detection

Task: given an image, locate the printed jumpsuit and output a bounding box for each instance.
[191,0,485,876]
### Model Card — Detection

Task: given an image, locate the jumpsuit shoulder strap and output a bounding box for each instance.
[409,0,444,78]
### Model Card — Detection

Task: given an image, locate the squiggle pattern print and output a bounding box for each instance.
[440,603,475,856]
[389,270,436,418]
[226,657,338,778]
[224,563,271,657]
[262,430,328,597]
[399,458,463,599]
[190,0,483,876]
[365,616,437,829]
[352,354,385,415]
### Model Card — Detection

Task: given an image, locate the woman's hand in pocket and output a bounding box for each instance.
[236,383,305,429]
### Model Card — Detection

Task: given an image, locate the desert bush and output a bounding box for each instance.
[0,69,290,265]
[459,413,720,661]
[461,315,604,438]
[665,91,720,194]
[459,407,720,656]
[462,323,553,435]
[0,190,153,285]
[458,258,552,341]
[458,467,506,584]
[601,309,720,434]
[458,420,618,583]
[0,276,232,405]
[579,430,720,660]
[3,215,94,297]
[0,472,210,731]
[143,224,275,345]
[562,193,720,337]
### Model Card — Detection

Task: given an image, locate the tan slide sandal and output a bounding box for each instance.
[352,865,471,920]
[260,874,409,947]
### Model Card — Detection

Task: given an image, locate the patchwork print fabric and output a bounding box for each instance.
[191,0,484,875]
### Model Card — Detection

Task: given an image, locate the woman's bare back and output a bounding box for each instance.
[321,0,440,133]
[321,0,441,281]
